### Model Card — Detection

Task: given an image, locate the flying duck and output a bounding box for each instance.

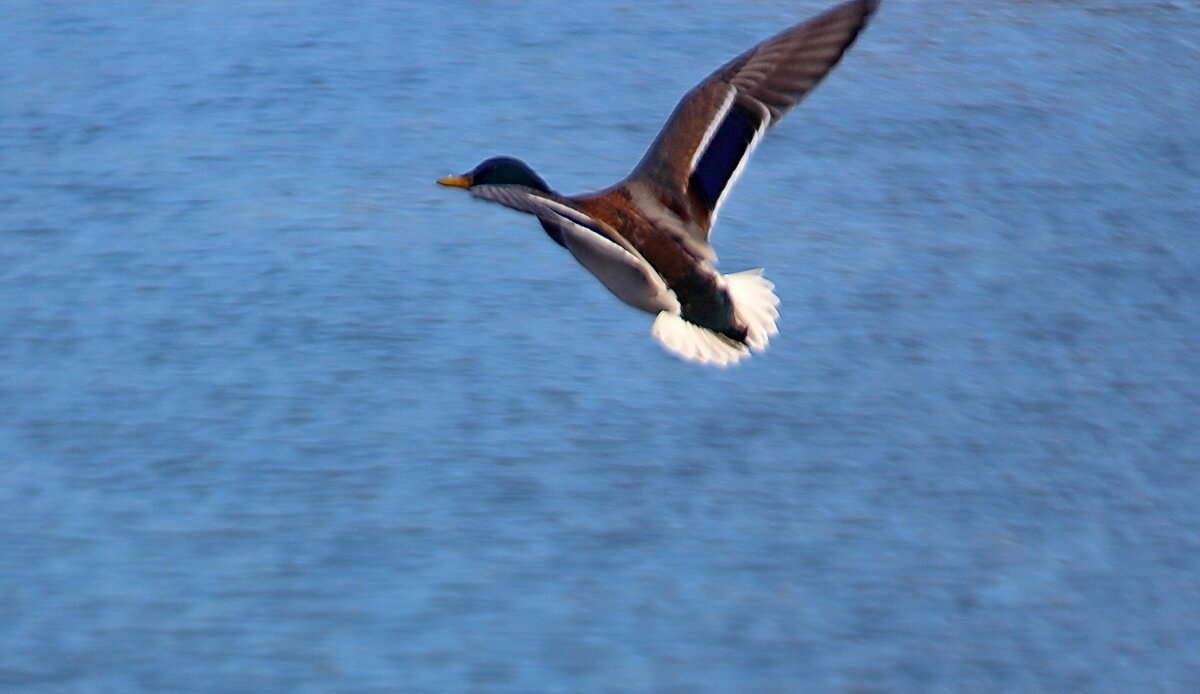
[439,0,880,366]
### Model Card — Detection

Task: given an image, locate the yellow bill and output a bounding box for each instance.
[437,175,472,189]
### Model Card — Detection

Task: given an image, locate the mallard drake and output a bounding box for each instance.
[439,0,880,366]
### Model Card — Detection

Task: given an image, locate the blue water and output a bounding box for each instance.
[3,1,1199,692]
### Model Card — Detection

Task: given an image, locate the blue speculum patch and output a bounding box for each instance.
[689,103,760,210]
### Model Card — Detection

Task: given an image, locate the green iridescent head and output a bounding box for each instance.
[438,156,551,193]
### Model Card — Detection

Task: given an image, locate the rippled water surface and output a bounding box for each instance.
[3,1,1199,692]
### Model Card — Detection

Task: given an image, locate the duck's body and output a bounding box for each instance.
[439,0,880,366]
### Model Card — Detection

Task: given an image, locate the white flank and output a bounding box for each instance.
[723,268,780,352]
[651,311,749,367]
[557,217,680,315]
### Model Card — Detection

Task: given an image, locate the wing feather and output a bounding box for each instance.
[625,0,880,242]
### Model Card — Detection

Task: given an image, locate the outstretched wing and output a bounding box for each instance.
[627,0,880,242]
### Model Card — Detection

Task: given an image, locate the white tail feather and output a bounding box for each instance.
[651,312,749,367]
[723,269,780,353]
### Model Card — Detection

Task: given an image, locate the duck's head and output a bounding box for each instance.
[437,156,551,194]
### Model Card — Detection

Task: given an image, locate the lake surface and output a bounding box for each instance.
[2,1,1199,692]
